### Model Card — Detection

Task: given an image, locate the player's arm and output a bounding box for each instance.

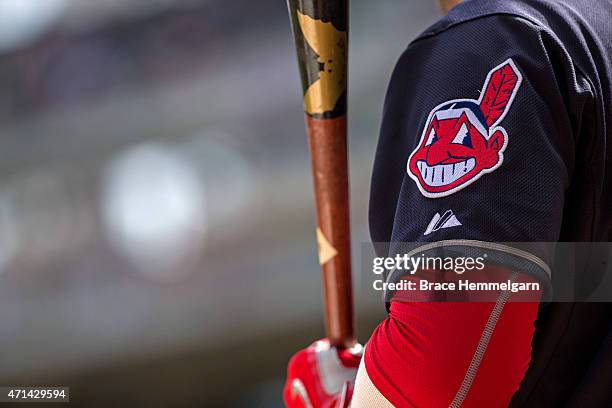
[357,12,578,407]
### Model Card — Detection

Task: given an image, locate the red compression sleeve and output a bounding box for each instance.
[364,274,541,407]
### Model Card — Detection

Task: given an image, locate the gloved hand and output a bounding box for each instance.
[283,339,363,408]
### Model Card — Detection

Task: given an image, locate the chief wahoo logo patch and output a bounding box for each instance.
[407,59,522,198]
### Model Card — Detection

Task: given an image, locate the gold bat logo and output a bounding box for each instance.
[297,11,347,115]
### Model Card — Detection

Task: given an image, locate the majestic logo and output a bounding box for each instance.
[407,59,522,198]
[424,209,461,236]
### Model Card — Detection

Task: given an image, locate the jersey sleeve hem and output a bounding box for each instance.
[382,240,552,309]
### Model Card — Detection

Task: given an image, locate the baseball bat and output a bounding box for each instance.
[286,0,355,348]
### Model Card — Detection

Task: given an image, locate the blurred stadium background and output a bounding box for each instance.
[0,0,438,406]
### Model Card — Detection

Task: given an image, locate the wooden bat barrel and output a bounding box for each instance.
[286,0,355,348]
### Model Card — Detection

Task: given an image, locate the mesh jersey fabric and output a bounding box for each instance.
[368,0,612,406]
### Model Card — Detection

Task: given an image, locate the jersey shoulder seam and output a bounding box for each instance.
[409,12,546,48]
[407,11,592,94]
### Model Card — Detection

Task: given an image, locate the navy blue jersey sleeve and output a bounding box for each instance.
[369,14,578,286]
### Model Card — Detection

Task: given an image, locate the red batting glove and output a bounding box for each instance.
[283,339,363,408]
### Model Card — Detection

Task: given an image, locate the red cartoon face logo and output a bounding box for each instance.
[408,59,522,198]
